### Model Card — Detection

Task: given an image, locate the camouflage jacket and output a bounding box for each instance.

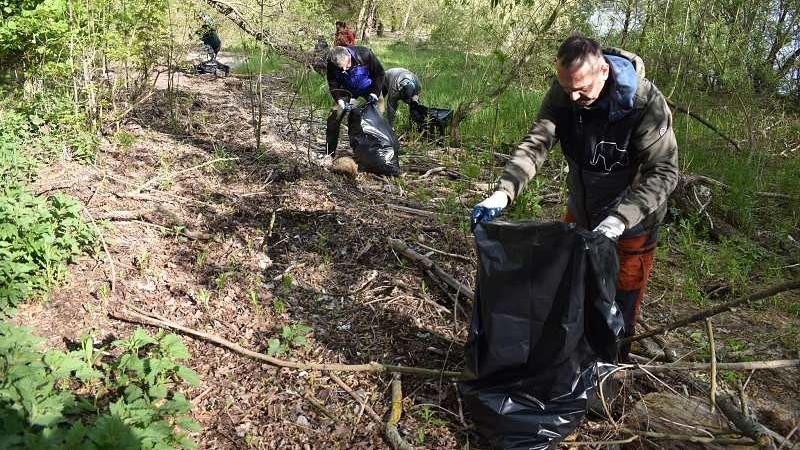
[496,48,679,236]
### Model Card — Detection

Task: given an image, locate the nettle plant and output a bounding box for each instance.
[0,325,200,450]
[0,186,95,313]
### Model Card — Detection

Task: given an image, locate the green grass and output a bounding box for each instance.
[231,43,293,75]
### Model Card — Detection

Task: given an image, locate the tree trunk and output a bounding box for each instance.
[366,0,380,38]
[356,0,374,41]
[620,0,634,47]
[402,1,412,30]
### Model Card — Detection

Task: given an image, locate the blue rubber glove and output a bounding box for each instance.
[470,191,509,232]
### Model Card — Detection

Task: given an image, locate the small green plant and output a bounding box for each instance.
[195,288,211,309]
[0,187,95,313]
[97,283,110,301]
[248,289,262,315]
[267,324,312,356]
[415,406,449,445]
[506,179,544,220]
[195,250,209,266]
[134,252,151,275]
[211,145,237,173]
[113,129,137,152]
[215,272,230,293]
[281,273,294,290]
[157,151,174,190]
[272,297,287,315]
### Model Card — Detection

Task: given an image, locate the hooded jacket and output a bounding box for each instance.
[326,46,385,101]
[383,68,420,102]
[497,48,679,236]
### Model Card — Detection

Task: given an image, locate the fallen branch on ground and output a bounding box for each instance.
[330,373,382,424]
[415,241,473,263]
[99,209,211,241]
[385,204,437,218]
[684,173,798,201]
[110,305,463,379]
[388,238,475,302]
[661,367,797,449]
[636,359,800,372]
[716,393,776,448]
[705,319,718,412]
[621,278,800,344]
[617,427,756,446]
[385,374,417,450]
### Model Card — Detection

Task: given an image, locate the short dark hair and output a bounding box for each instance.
[557,33,603,69]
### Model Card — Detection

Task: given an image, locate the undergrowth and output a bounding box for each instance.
[0,91,200,448]
[0,325,199,449]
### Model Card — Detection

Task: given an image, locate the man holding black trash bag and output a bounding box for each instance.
[325,45,386,156]
[471,33,679,360]
[382,67,421,126]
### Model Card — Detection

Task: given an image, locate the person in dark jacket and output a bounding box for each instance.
[471,34,679,361]
[325,45,385,156]
[382,67,421,126]
[196,13,221,57]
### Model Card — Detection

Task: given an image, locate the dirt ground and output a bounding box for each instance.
[16,68,800,449]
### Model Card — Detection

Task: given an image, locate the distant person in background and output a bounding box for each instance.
[334,21,356,47]
[382,67,421,126]
[325,45,385,156]
[196,13,222,57]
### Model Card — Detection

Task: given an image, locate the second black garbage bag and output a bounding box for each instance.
[347,103,400,176]
[461,220,625,450]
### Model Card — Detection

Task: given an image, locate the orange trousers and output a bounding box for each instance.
[564,212,657,360]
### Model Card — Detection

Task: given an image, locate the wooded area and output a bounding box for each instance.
[0,0,798,448]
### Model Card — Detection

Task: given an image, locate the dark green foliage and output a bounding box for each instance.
[0,187,95,313]
[0,325,200,449]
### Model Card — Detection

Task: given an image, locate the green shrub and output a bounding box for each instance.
[0,325,200,449]
[0,185,95,313]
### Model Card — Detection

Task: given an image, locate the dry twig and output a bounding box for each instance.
[388,238,474,302]
[622,279,800,344]
[705,318,717,412]
[110,305,463,379]
[385,374,417,450]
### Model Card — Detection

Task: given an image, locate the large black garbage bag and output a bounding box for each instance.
[348,104,401,176]
[460,221,624,450]
[409,102,452,138]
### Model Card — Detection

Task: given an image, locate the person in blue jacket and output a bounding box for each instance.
[325,46,385,156]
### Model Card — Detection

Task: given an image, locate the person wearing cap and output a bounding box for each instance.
[382,68,421,126]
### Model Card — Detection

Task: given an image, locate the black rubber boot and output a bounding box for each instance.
[325,109,343,156]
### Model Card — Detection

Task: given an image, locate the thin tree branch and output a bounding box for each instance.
[621,279,800,344]
[388,238,475,302]
[109,305,463,379]
[666,98,741,151]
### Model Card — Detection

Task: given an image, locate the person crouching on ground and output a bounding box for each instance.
[471,33,679,361]
[325,45,385,156]
[382,67,421,127]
